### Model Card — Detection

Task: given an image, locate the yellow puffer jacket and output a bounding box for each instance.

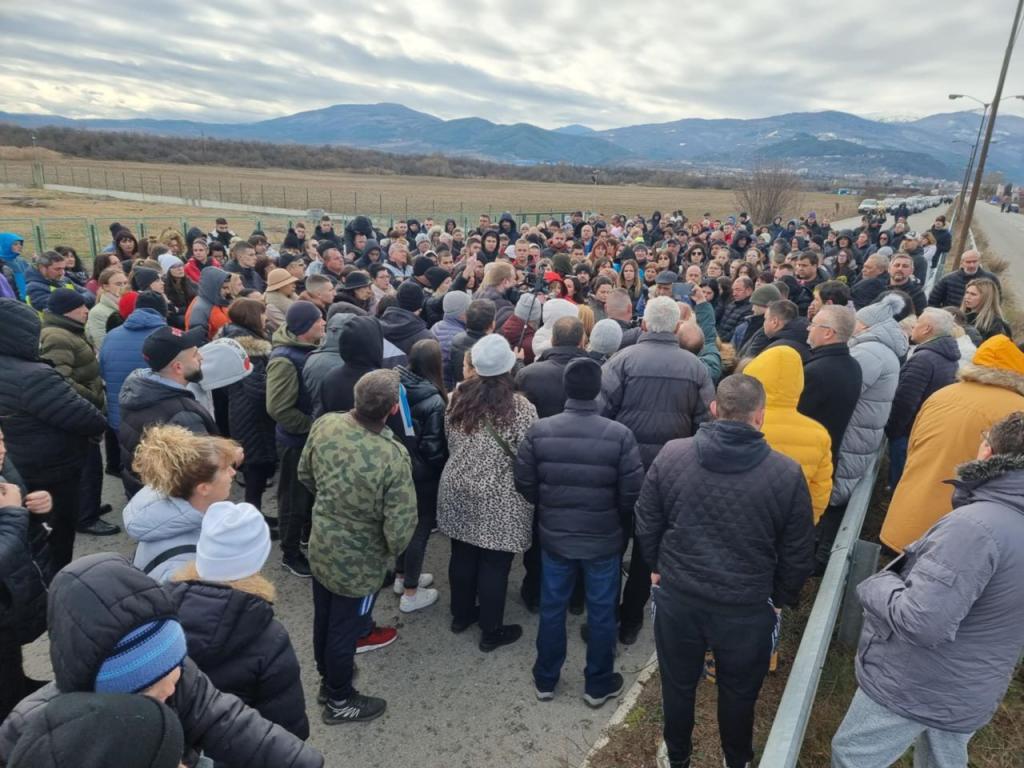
[746,346,833,522]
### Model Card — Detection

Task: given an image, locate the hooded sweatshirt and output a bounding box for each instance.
[303,312,359,417]
[185,337,253,416]
[98,308,167,429]
[0,232,28,300]
[745,347,833,522]
[185,267,231,342]
[321,316,384,415]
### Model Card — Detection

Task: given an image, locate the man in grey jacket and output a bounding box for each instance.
[832,411,1024,767]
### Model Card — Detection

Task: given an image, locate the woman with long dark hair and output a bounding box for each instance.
[85,252,122,295]
[393,339,448,613]
[438,335,537,651]
[218,299,277,524]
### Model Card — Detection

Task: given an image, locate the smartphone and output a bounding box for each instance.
[671,282,692,301]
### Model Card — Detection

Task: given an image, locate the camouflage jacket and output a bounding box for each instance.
[298,411,416,597]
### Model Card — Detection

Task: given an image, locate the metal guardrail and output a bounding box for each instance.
[760,223,957,766]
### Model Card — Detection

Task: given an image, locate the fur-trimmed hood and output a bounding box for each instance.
[957,363,1024,397]
[229,333,272,359]
[949,452,1024,514]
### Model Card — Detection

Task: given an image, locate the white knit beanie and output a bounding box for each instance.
[470,333,516,377]
[196,502,271,582]
[158,253,184,273]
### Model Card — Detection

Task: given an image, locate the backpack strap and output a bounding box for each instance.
[141,544,197,576]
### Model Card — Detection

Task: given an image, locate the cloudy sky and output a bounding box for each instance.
[2,0,1023,129]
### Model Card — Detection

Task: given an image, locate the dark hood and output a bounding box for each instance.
[774,317,810,344]
[119,369,196,411]
[536,345,590,365]
[694,420,771,473]
[915,334,961,363]
[398,366,442,407]
[169,581,273,663]
[950,453,1024,516]
[197,267,231,306]
[316,311,360,360]
[0,298,41,360]
[339,315,384,369]
[184,227,206,248]
[47,553,177,692]
[378,306,427,345]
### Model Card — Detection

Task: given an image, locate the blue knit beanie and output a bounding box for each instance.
[94,619,187,694]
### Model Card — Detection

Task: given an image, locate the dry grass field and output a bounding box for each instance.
[0,155,858,247]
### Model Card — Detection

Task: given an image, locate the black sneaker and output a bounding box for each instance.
[317,668,359,704]
[76,518,121,536]
[281,552,311,578]
[322,693,386,724]
[583,672,624,708]
[479,624,523,652]
[619,624,641,646]
[450,606,479,634]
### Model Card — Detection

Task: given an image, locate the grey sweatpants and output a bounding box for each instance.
[832,689,973,768]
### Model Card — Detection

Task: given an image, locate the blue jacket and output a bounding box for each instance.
[0,233,30,301]
[24,267,93,313]
[98,308,167,428]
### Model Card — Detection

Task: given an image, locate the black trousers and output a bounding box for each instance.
[311,579,375,702]
[38,475,82,570]
[395,480,437,588]
[277,444,313,558]
[241,460,276,510]
[653,590,775,768]
[78,442,104,526]
[448,539,514,636]
[619,536,652,632]
[103,426,122,475]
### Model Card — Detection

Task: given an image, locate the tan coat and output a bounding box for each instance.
[881,362,1024,552]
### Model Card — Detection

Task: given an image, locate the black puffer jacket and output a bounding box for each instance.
[798,343,863,467]
[397,367,447,483]
[885,335,960,440]
[515,346,591,418]
[118,369,218,491]
[851,275,886,309]
[928,267,1001,309]
[0,553,323,767]
[514,399,644,560]
[599,332,714,469]
[717,297,751,341]
[763,317,811,363]
[0,502,46,644]
[635,420,815,608]
[0,299,106,484]
[219,325,277,467]
[169,580,308,740]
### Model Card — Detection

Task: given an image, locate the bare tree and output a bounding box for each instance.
[734,164,804,225]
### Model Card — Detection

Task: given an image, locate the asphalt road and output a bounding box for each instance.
[22,470,655,768]
[830,206,944,237]
[970,201,1024,299]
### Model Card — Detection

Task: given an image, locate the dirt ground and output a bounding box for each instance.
[0,154,859,232]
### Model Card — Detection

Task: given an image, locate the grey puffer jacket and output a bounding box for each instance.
[855,453,1024,733]
[831,319,908,504]
[599,331,714,469]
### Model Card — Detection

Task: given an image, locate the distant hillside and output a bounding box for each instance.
[2,102,1022,179]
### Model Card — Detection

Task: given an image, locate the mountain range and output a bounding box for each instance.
[1,102,1022,181]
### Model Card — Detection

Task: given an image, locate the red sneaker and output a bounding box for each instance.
[356,626,398,654]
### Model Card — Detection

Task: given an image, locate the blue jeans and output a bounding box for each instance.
[533,550,620,697]
[888,436,909,489]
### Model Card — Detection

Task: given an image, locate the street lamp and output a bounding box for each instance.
[947,94,1024,226]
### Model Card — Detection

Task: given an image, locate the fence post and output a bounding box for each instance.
[87,168,93,187]
[329,190,333,211]
[178,177,183,198]
[121,171,126,190]
[379,193,383,215]
[836,539,880,649]
[260,184,265,207]
[88,223,98,261]
[283,187,287,208]
[305,188,310,209]
[218,180,223,201]
[198,179,203,199]
[34,224,44,253]
[104,170,109,188]
[354,191,358,213]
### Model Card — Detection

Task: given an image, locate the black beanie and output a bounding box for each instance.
[8,692,184,768]
[563,357,602,401]
[132,267,160,292]
[412,255,434,277]
[397,281,425,312]
[46,289,87,316]
[424,266,450,290]
[135,290,168,316]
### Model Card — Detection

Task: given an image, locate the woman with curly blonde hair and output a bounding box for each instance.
[122,424,240,581]
[158,227,187,258]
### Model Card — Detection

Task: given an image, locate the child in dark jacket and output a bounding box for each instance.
[170,501,309,740]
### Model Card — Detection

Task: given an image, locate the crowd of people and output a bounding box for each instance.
[0,203,1022,768]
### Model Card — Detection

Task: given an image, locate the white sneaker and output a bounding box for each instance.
[399,588,439,613]
[393,573,434,595]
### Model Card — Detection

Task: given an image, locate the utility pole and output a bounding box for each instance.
[951,0,1024,268]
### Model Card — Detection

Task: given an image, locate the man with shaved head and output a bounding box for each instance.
[927,249,1001,309]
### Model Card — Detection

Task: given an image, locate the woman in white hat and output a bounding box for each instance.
[438,334,536,652]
